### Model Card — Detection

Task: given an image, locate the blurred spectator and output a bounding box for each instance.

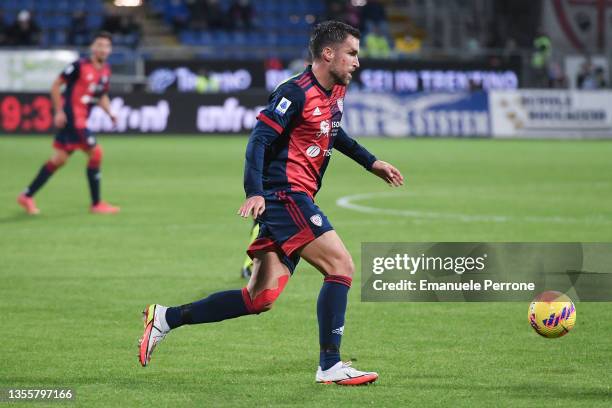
[325,0,347,22]
[5,10,41,46]
[594,67,607,88]
[530,30,552,87]
[186,0,207,29]
[576,59,596,89]
[229,0,255,30]
[502,38,518,61]
[465,36,482,55]
[343,3,361,28]
[360,0,389,38]
[117,15,141,48]
[364,24,391,59]
[103,13,121,33]
[576,59,607,89]
[204,0,228,30]
[68,11,91,46]
[547,61,567,89]
[531,31,552,68]
[103,13,141,48]
[165,0,190,32]
[0,10,8,45]
[394,34,421,55]
[323,0,360,27]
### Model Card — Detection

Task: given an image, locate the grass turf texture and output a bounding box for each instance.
[1,135,611,407]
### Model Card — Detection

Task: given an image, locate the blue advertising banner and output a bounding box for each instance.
[342,90,491,138]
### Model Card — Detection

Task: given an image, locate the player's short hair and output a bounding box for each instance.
[309,20,360,60]
[92,31,113,43]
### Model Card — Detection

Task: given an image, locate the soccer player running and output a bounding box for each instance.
[139,21,403,385]
[17,32,120,215]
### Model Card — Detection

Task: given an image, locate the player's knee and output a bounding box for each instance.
[50,153,68,168]
[329,251,354,278]
[88,145,103,168]
[245,289,274,313]
[47,159,64,172]
[243,274,289,314]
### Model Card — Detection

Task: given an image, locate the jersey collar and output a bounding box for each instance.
[305,65,333,97]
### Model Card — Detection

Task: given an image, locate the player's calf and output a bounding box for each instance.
[19,154,68,214]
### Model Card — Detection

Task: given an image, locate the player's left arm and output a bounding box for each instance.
[335,127,404,187]
[98,94,117,125]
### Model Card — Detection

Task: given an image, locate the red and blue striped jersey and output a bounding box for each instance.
[59,58,111,129]
[244,65,376,199]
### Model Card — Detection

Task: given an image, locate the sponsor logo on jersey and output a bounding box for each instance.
[274,97,292,115]
[306,145,321,157]
[313,106,322,116]
[310,214,323,227]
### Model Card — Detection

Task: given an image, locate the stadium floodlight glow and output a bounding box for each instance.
[114,0,142,6]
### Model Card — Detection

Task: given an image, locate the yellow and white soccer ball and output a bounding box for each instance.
[528,291,576,338]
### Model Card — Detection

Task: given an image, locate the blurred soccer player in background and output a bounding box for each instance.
[17,31,120,215]
[140,21,403,385]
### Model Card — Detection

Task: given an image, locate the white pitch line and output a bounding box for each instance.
[336,191,612,225]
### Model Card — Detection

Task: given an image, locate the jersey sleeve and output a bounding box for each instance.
[59,60,80,84]
[334,127,378,170]
[243,82,305,197]
[255,82,305,134]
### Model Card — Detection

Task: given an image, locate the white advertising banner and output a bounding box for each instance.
[0,50,79,91]
[490,90,612,139]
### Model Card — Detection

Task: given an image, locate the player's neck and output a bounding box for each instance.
[89,56,104,69]
[311,62,335,91]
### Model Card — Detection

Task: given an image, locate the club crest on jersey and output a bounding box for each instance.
[310,214,323,227]
[274,97,292,115]
[337,98,344,112]
[316,120,330,138]
[306,145,321,157]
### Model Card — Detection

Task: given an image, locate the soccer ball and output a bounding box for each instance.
[528,291,576,338]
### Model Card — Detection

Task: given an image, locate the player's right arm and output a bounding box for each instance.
[52,61,80,129]
[238,82,305,218]
[51,77,66,128]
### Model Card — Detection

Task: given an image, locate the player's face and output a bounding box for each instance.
[90,38,112,63]
[329,35,360,86]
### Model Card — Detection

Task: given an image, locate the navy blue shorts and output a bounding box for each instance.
[247,190,334,273]
[54,125,96,152]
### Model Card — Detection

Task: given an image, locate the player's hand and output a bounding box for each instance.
[371,160,404,187]
[54,111,67,129]
[109,113,117,127]
[238,195,265,219]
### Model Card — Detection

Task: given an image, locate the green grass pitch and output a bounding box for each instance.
[1,135,611,407]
